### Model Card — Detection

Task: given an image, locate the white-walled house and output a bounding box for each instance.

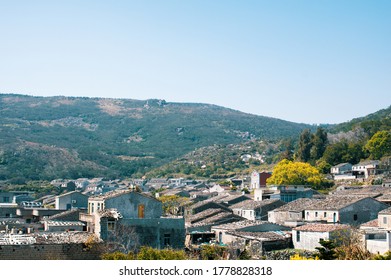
[361,207,391,254]
[331,163,352,175]
[303,195,388,225]
[352,160,380,179]
[292,223,351,251]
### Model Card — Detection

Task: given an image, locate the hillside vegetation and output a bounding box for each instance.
[0,94,312,181]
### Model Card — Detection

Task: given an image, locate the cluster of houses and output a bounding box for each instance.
[1,167,391,259]
[330,160,390,184]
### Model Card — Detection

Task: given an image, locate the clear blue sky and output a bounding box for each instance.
[0,0,390,124]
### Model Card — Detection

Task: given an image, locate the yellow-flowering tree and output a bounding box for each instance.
[267,159,325,187]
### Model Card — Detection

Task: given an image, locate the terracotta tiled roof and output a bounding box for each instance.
[360,219,379,228]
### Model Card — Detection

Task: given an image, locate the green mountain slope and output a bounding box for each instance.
[330,105,391,137]
[0,94,312,181]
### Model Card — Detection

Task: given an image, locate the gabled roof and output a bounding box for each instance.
[379,207,391,215]
[227,230,288,241]
[360,218,379,228]
[305,195,376,211]
[56,190,87,199]
[293,223,350,232]
[352,160,380,167]
[332,163,352,168]
[271,198,319,212]
[189,212,242,228]
[211,220,272,231]
[187,208,227,224]
[229,199,283,210]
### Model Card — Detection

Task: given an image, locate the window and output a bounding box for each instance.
[353,214,358,221]
[315,212,318,218]
[296,231,301,242]
[107,220,115,231]
[91,203,95,213]
[324,212,327,218]
[383,217,387,224]
[3,197,9,203]
[138,204,145,218]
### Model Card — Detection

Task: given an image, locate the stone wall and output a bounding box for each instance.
[0,243,102,260]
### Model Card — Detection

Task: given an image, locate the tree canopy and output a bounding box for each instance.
[266,159,326,187]
[365,130,391,160]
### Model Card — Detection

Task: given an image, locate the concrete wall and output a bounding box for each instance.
[0,243,102,260]
[292,230,330,251]
[100,217,185,249]
[104,192,162,219]
[268,211,303,224]
[56,192,88,210]
[339,198,388,224]
[366,232,391,255]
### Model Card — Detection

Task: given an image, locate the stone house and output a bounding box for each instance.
[224,230,292,256]
[268,198,320,226]
[80,190,185,249]
[211,220,290,246]
[303,195,389,225]
[230,199,286,221]
[55,191,88,210]
[292,223,351,251]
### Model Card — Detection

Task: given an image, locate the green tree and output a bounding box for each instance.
[266,159,326,187]
[296,129,313,162]
[200,245,228,260]
[373,251,391,260]
[280,138,295,161]
[314,239,337,260]
[136,246,189,260]
[310,127,328,161]
[365,130,391,159]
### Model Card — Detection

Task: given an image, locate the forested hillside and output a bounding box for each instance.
[0,94,312,181]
